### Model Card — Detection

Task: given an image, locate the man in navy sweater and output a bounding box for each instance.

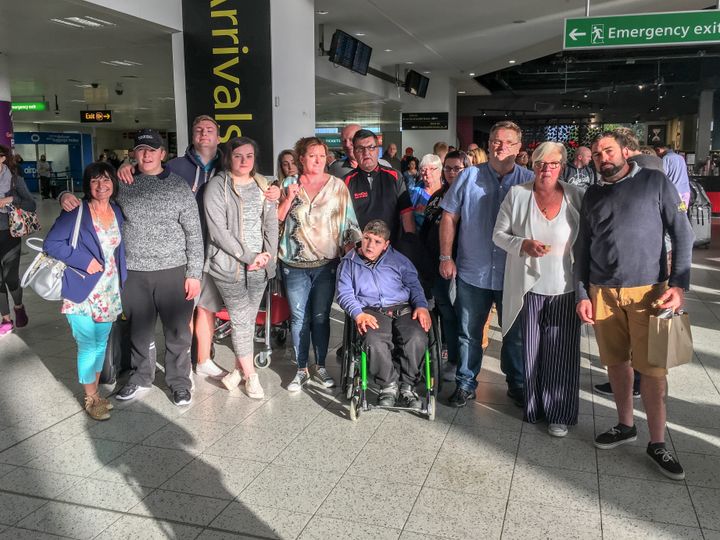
[575,131,694,481]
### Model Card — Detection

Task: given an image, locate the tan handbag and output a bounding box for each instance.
[647,310,693,369]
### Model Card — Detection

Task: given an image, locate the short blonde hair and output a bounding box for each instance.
[531,141,567,165]
[468,147,488,165]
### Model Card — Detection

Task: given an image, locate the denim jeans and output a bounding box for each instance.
[454,277,523,391]
[432,276,458,365]
[282,260,338,369]
[66,314,113,384]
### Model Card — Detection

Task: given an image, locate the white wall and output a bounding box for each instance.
[400,76,457,157]
[83,0,182,31]
[270,0,315,172]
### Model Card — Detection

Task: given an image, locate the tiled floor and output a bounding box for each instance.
[0,199,719,539]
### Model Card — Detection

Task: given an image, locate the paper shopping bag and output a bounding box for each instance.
[648,311,693,369]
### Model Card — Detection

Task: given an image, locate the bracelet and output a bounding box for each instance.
[439,255,452,261]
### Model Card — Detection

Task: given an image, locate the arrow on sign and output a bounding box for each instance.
[569,28,587,40]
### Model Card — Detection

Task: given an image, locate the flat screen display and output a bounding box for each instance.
[329,29,372,76]
[404,70,429,98]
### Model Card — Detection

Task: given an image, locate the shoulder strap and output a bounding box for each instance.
[71,203,83,249]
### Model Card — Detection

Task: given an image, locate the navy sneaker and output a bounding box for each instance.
[448,386,475,408]
[115,383,151,401]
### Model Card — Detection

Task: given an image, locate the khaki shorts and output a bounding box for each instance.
[590,282,668,378]
[195,273,224,312]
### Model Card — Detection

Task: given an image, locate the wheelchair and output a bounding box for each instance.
[339,308,442,421]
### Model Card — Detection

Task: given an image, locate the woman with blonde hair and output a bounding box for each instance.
[493,141,584,438]
[468,147,488,165]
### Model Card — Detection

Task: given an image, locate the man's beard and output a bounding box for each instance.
[599,162,623,178]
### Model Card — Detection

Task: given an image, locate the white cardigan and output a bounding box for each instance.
[492,180,584,335]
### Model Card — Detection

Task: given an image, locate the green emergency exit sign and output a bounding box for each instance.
[11,102,48,112]
[564,10,720,50]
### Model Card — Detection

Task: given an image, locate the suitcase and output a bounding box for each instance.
[688,180,712,249]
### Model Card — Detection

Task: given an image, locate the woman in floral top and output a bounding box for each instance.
[45,162,127,421]
[277,137,360,392]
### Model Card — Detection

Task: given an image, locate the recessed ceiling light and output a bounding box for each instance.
[458,90,466,94]
[50,18,84,28]
[101,60,143,67]
[315,10,329,15]
[84,15,115,26]
[583,93,588,98]
[423,71,431,74]
[469,72,476,77]
[638,84,644,90]
[74,84,92,88]
[384,49,392,52]
[71,99,86,103]
[355,33,366,37]
[508,59,516,64]
[405,61,414,65]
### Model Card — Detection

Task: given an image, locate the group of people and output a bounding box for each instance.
[0,115,694,482]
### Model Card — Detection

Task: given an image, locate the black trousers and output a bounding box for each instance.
[39,176,51,198]
[122,266,194,392]
[361,309,426,387]
[0,231,22,316]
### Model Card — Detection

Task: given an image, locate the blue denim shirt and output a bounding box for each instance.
[440,162,533,290]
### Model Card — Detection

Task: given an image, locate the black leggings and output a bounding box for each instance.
[0,230,22,317]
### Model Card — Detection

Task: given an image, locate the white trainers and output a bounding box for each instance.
[222,369,242,391]
[245,373,265,399]
[287,370,309,392]
[548,423,569,438]
[195,359,227,379]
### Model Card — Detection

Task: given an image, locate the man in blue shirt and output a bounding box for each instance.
[655,143,691,208]
[439,121,534,407]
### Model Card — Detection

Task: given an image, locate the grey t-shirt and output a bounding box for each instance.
[236,182,264,253]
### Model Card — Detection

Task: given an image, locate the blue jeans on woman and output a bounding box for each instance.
[454,277,524,392]
[66,314,113,384]
[282,260,338,369]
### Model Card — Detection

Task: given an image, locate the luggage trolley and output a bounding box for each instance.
[341,311,442,421]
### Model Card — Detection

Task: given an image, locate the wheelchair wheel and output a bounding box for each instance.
[349,395,360,421]
[427,394,436,421]
[254,351,271,369]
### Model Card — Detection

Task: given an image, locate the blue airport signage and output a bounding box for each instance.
[14,132,82,145]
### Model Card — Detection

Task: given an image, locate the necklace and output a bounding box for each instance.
[89,204,115,229]
[533,187,562,217]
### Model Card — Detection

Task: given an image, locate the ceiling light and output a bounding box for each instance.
[384,49,392,52]
[71,99,86,103]
[405,61,414,65]
[50,18,84,28]
[101,60,143,67]
[458,91,466,94]
[74,84,92,88]
[84,16,115,26]
[508,59,516,64]
[638,84,644,90]
[583,93,588,98]
[355,33,366,37]
[315,10,329,15]
[423,71,431,74]
[469,72,476,77]
[65,16,103,27]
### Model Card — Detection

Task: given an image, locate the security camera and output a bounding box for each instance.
[91,82,99,89]
[115,83,123,96]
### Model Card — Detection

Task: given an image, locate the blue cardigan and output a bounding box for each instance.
[44,201,127,303]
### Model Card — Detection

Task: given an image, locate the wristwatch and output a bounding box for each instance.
[439,255,452,261]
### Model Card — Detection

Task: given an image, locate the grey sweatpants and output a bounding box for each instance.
[213,271,267,358]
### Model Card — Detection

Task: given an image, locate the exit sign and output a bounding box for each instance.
[81,110,113,123]
[564,10,720,50]
[12,102,48,112]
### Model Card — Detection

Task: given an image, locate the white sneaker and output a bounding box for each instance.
[222,369,242,391]
[313,367,335,388]
[195,359,227,379]
[287,370,309,392]
[548,423,569,438]
[245,373,265,399]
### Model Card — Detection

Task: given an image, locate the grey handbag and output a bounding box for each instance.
[21,204,83,301]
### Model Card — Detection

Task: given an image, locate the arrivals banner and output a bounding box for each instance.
[182,0,273,172]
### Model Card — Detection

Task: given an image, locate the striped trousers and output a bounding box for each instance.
[521,291,581,425]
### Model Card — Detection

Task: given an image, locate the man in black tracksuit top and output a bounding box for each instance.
[342,129,415,243]
[574,131,693,481]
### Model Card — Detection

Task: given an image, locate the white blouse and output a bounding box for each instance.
[529,197,574,296]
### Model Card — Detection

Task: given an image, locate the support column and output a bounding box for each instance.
[0,52,13,149]
[696,89,714,161]
[171,33,188,153]
[400,75,457,156]
[270,0,315,169]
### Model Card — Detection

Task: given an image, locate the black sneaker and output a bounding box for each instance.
[115,383,151,401]
[172,389,193,406]
[647,443,685,480]
[594,382,641,398]
[594,424,638,449]
[377,383,398,407]
[398,383,421,409]
[448,386,475,408]
[507,387,524,408]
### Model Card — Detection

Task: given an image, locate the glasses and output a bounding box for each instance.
[420,167,439,174]
[532,160,562,170]
[354,145,378,154]
[443,166,465,173]
[490,139,520,148]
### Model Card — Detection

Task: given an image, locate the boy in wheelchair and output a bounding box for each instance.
[336,219,431,408]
